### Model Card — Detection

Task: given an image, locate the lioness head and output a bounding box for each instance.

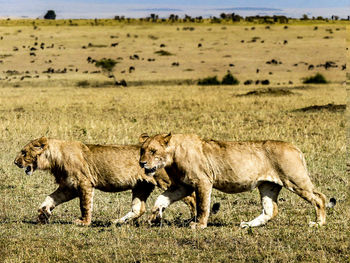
[14,137,49,175]
[139,133,172,176]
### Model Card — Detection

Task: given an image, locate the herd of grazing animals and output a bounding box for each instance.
[0,24,345,84]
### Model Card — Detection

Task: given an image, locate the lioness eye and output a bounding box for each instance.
[21,151,26,157]
[150,149,156,155]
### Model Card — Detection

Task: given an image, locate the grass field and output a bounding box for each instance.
[0,20,348,262]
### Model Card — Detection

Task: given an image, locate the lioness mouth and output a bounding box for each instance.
[25,166,33,176]
[145,167,157,175]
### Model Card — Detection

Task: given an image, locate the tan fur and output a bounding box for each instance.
[14,137,196,226]
[139,133,327,229]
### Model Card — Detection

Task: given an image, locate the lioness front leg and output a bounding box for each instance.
[113,183,154,225]
[150,185,193,225]
[38,186,78,224]
[75,185,94,226]
[190,181,212,229]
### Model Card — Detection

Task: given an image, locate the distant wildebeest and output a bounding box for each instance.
[308,65,314,70]
[129,66,135,73]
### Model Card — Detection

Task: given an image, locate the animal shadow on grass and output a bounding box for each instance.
[149,217,229,228]
[21,219,73,225]
[293,103,346,112]
[21,219,114,227]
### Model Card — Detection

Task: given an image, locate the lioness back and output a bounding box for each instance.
[203,139,306,193]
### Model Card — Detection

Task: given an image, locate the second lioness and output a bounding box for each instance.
[139,133,333,229]
[14,137,196,226]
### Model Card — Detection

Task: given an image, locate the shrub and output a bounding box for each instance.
[221,72,239,85]
[154,50,173,56]
[76,80,90,87]
[261,79,270,85]
[198,72,240,86]
[303,73,327,84]
[198,76,220,85]
[244,80,253,85]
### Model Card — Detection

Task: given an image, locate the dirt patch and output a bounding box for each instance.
[293,103,346,112]
[237,88,294,97]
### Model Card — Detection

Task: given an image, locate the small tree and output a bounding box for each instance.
[221,71,239,85]
[94,58,126,86]
[301,14,309,20]
[44,10,56,20]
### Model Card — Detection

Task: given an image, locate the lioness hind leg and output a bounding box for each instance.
[288,186,326,227]
[241,182,281,228]
[113,183,155,225]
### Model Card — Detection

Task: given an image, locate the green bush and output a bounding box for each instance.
[198,76,220,85]
[154,50,173,56]
[303,73,327,84]
[221,72,239,85]
[76,80,90,87]
[198,72,239,86]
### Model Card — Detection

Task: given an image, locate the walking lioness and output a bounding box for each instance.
[14,137,196,226]
[139,133,334,229]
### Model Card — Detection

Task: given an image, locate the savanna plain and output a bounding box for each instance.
[0,19,348,262]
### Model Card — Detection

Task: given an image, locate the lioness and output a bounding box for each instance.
[14,137,196,226]
[139,133,334,229]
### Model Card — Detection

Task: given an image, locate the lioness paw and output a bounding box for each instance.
[112,218,126,225]
[240,222,250,229]
[74,218,91,226]
[37,208,51,224]
[148,212,162,225]
[189,222,207,229]
[309,221,322,228]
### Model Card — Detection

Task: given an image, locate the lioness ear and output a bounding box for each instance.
[37,137,48,150]
[139,133,149,144]
[163,132,172,145]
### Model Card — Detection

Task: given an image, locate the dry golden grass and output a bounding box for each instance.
[0,20,348,262]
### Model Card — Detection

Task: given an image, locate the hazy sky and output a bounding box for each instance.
[1,0,349,18]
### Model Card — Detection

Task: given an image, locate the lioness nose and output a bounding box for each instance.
[14,159,22,168]
[139,161,147,168]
